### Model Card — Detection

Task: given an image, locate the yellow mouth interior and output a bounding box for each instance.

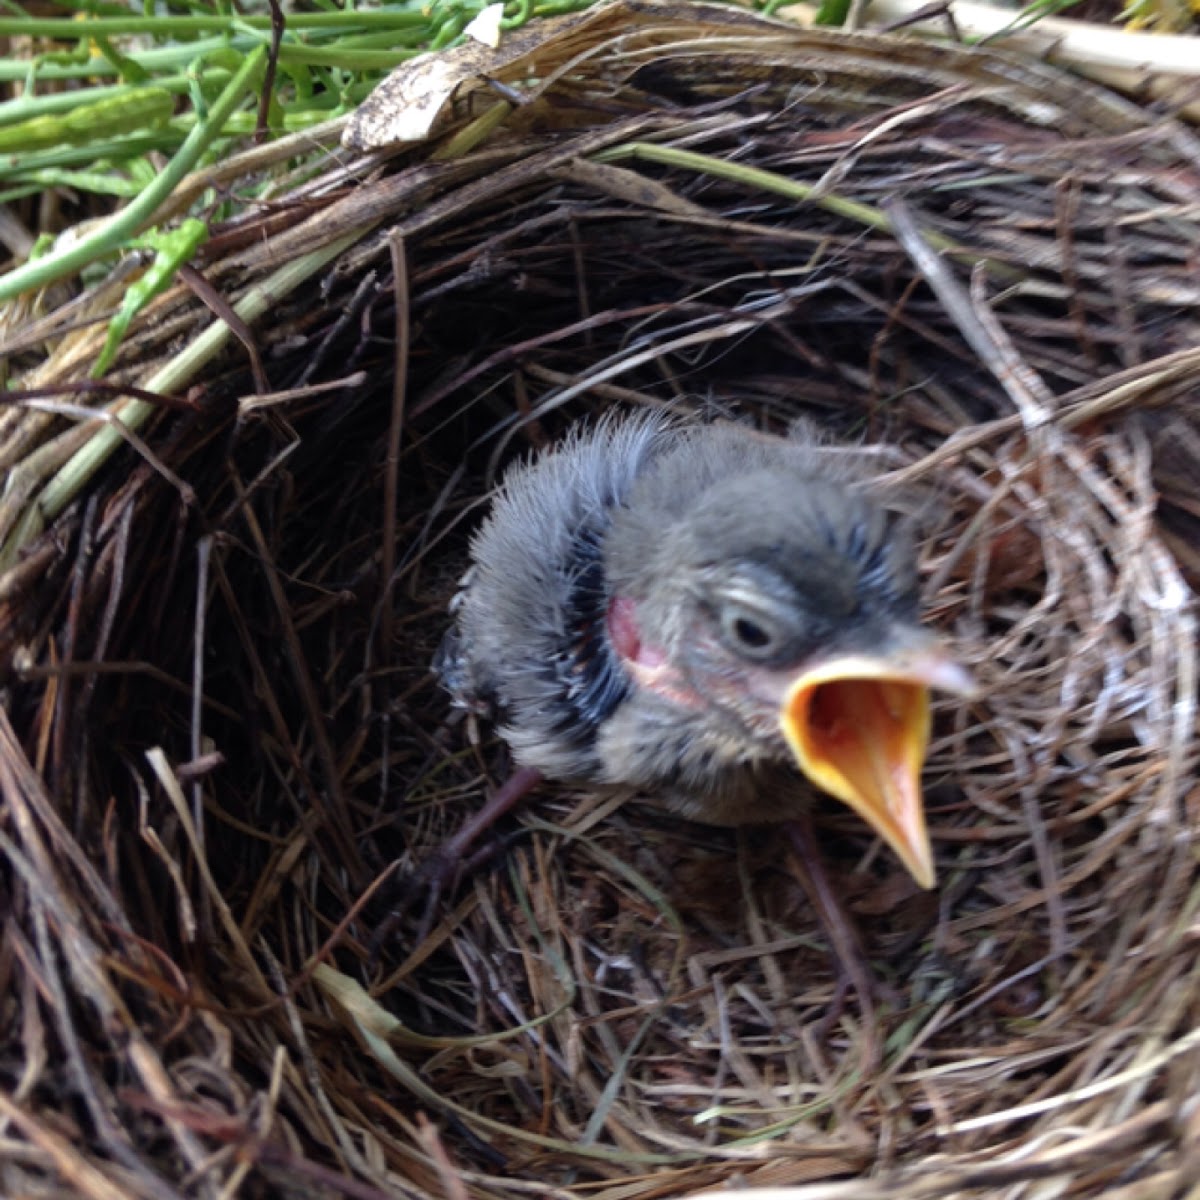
[782,670,935,888]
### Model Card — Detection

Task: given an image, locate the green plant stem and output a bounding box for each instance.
[268,43,421,69]
[0,35,243,81]
[1,134,170,177]
[595,141,910,239]
[0,46,265,304]
[0,36,422,81]
[0,10,431,36]
[0,75,201,125]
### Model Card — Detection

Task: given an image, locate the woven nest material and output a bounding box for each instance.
[4,4,1200,1197]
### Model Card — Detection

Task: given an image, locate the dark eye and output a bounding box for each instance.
[720,605,783,659]
[733,617,770,648]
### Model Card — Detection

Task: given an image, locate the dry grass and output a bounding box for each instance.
[2,5,1199,1198]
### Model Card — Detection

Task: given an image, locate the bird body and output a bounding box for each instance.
[440,413,972,885]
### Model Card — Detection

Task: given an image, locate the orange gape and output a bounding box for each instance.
[786,673,934,888]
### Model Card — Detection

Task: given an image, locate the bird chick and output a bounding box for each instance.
[440,413,973,888]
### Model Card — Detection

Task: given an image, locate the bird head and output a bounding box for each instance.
[604,462,974,887]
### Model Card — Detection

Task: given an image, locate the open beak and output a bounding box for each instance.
[779,636,974,889]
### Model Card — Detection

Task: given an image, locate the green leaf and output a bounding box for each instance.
[92,218,210,377]
[0,87,173,153]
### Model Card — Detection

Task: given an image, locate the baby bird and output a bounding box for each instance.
[437,412,972,890]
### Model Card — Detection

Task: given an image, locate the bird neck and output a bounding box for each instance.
[550,524,631,737]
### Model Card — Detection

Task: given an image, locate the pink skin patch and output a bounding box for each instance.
[607,595,704,710]
[606,594,663,668]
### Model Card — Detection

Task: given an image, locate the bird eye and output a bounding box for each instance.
[733,617,770,648]
[720,605,782,659]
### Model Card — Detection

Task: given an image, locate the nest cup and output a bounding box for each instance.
[3,6,1200,1196]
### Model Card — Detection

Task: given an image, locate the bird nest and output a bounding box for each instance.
[3,3,1200,1196]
